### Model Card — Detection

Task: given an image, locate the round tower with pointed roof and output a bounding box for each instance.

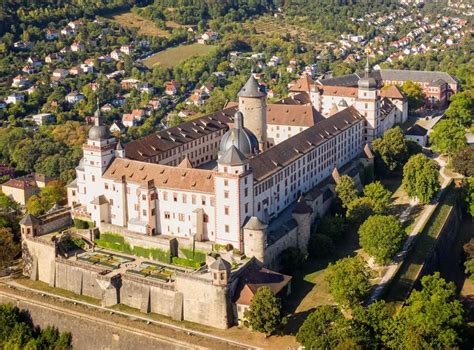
[243,216,267,262]
[238,75,267,151]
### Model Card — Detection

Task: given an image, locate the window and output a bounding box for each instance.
[151,208,156,216]
[142,194,146,200]
[178,213,185,221]
[163,192,168,201]
[245,203,248,213]
[224,206,229,215]
[224,180,228,186]
[92,175,95,182]
[173,193,178,202]
[142,209,147,216]
[192,195,196,204]
[201,197,206,205]
[244,188,248,197]
[224,191,229,198]
[110,199,114,205]
[225,225,229,233]
[164,212,170,219]
[105,183,109,190]
[203,214,209,223]
[182,194,187,203]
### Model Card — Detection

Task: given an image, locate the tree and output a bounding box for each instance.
[461,178,474,217]
[372,127,408,171]
[0,228,19,269]
[358,215,406,265]
[452,146,474,177]
[280,247,305,274]
[401,80,424,111]
[243,287,286,335]
[314,215,346,241]
[390,273,465,349]
[296,305,353,349]
[325,256,372,308]
[346,197,376,226]
[308,233,335,258]
[445,89,474,126]
[351,301,393,349]
[26,195,45,216]
[402,154,440,204]
[363,181,392,213]
[430,120,466,158]
[335,175,358,209]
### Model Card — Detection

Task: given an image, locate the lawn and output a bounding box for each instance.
[143,43,217,69]
[108,11,171,37]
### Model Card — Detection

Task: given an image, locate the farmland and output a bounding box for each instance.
[142,43,218,69]
[108,11,171,37]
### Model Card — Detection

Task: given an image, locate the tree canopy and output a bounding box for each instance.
[401,81,424,112]
[243,286,286,335]
[445,89,474,127]
[430,119,466,158]
[372,127,409,172]
[325,256,372,308]
[402,154,440,204]
[358,214,406,265]
[335,175,358,209]
[452,147,474,177]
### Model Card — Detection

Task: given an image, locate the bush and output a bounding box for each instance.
[181,248,207,263]
[308,234,335,258]
[73,219,91,229]
[314,215,346,242]
[172,256,203,269]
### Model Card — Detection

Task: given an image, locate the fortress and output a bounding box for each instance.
[20,64,423,328]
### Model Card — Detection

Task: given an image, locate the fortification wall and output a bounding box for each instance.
[53,259,105,300]
[176,273,231,329]
[22,237,56,283]
[39,212,72,235]
[0,294,186,350]
[264,226,299,270]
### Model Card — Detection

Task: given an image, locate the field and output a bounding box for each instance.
[143,43,217,69]
[108,11,171,37]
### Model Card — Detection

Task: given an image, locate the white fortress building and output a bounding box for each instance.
[67,64,408,264]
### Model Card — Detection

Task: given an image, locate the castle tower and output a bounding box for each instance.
[209,258,231,286]
[355,58,380,143]
[238,75,267,151]
[243,216,267,263]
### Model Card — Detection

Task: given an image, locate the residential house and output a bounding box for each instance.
[45,53,64,64]
[60,27,76,36]
[80,63,94,74]
[286,64,297,74]
[110,121,126,134]
[32,113,55,126]
[69,66,83,76]
[165,80,180,96]
[65,92,85,104]
[52,68,69,81]
[148,98,161,110]
[110,49,122,61]
[6,93,25,104]
[22,65,35,74]
[27,57,42,68]
[68,20,84,30]
[120,45,133,55]
[198,31,218,44]
[1,173,52,206]
[45,29,59,40]
[71,41,84,52]
[12,75,29,88]
[100,104,113,112]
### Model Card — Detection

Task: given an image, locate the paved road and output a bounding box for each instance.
[366,155,452,304]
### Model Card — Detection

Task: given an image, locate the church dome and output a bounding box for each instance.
[219,111,258,157]
[88,124,110,141]
[358,58,377,90]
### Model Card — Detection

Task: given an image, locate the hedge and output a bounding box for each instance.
[95,233,171,263]
[74,219,93,229]
[181,248,207,263]
[172,257,203,269]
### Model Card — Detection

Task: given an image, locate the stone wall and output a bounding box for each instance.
[39,211,72,235]
[0,294,188,350]
[176,272,231,329]
[22,237,56,283]
[264,225,299,270]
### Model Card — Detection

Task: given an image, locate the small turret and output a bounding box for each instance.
[115,140,125,158]
[210,258,231,286]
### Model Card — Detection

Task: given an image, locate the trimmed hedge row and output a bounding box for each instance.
[181,248,207,263]
[172,257,203,269]
[96,233,171,263]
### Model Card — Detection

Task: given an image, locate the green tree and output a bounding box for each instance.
[430,119,466,158]
[358,215,406,265]
[452,147,474,177]
[402,154,441,204]
[0,227,19,269]
[351,301,393,349]
[390,273,465,350]
[363,181,392,213]
[280,247,305,274]
[335,175,358,209]
[243,287,286,335]
[445,89,474,126]
[296,305,353,349]
[25,195,45,216]
[346,197,376,226]
[372,127,408,171]
[401,80,424,111]
[314,215,346,241]
[325,256,372,308]
[461,178,474,217]
[308,233,335,258]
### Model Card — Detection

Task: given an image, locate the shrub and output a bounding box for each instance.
[73,219,91,229]
[172,256,203,269]
[181,248,207,263]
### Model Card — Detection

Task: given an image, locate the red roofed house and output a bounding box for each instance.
[165,80,180,96]
[1,173,53,206]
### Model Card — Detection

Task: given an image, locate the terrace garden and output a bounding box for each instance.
[78,251,134,269]
[127,262,174,282]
